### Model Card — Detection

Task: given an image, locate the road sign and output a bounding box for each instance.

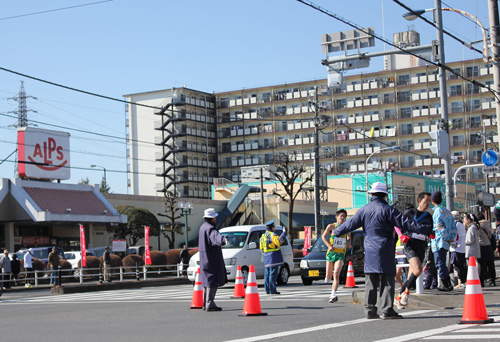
[482,166,500,174]
[482,151,498,166]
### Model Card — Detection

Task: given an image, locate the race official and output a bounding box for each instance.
[334,182,431,320]
[260,219,286,295]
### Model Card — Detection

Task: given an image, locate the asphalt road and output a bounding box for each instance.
[2,275,500,342]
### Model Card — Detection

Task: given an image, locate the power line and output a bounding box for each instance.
[0,1,113,21]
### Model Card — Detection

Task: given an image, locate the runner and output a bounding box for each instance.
[395,192,433,309]
[321,209,351,303]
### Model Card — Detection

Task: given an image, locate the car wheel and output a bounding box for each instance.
[241,266,249,285]
[277,265,290,285]
[301,276,313,286]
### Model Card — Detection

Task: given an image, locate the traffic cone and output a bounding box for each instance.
[231,265,246,298]
[190,267,204,309]
[344,261,358,288]
[457,257,494,324]
[239,265,267,316]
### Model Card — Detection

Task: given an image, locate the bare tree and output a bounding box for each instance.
[271,154,314,242]
[157,190,184,250]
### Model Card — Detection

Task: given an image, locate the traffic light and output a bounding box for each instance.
[428,130,449,158]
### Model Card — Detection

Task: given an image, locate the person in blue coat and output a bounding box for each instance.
[260,219,286,294]
[198,208,227,311]
[334,182,432,320]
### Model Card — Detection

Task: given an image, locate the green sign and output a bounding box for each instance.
[352,173,393,208]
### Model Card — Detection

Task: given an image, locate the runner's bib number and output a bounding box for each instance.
[411,233,426,241]
[332,237,346,249]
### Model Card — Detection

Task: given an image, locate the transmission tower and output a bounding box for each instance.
[9,81,37,128]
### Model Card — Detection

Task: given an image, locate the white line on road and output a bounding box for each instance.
[452,328,500,332]
[373,315,500,342]
[224,310,435,342]
[423,335,500,339]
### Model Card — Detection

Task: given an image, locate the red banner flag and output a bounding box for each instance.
[80,224,87,267]
[303,226,312,256]
[145,226,152,265]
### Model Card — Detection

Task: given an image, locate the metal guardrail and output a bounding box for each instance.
[0,263,188,288]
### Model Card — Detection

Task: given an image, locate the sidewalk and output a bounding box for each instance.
[352,284,500,310]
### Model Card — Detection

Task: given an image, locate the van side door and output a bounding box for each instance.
[247,230,266,276]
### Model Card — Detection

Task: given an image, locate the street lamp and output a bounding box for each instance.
[90,164,107,188]
[178,201,193,247]
[402,1,456,212]
[365,146,400,202]
[319,210,329,232]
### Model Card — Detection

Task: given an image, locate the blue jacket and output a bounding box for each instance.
[431,204,456,252]
[334,196,432,275]
[260,229,286,268]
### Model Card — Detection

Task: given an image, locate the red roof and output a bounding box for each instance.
[23,187,113,216]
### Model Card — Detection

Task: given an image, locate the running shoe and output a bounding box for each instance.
[400,289,409,307]
[329,296,338,303]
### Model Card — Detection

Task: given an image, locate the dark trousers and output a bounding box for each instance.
[264,265,279,294]
[2,273,11,289]
[203,287,218,309]
[449,252,467,284]
[364,273,397,316]
[433,248,450,280]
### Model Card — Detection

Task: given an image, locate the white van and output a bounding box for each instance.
[187,224,294,285]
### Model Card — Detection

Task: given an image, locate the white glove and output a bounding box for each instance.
[282,227,286,234]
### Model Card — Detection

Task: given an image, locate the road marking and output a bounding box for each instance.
[424,336,500,340]
[224,310,435,342]
[373,315,500,342]
[453,328,500,332]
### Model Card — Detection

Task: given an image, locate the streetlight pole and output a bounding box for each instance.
[90,164,106,189]
[488,0,500,142]
[434,0,454,212]
[178,201,192,247]
[365,146,400,202]
[320,210,328,232]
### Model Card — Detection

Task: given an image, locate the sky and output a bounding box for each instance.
[0,0,491,194]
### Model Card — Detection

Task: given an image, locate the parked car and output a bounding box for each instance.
[292,238,317,251]
[64,251,96,269]
[86,247,112,259]
[17,247,65,266]
[299,229,365,285]
[187,224,295,285]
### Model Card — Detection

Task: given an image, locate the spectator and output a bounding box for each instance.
[464,213,481,263]
[10,254,20,286]
[334,182,431,320]
[260,219,286,295]
[103,246,112,282]
[24,249,33,287]
[476,213,496,287]
[423,243,438,289]
[48,247,60,286]
[449,211,467,289]
[198,208,227,311]
[430,191,456,292]
[179,245,190,276]
[0,249,12,289]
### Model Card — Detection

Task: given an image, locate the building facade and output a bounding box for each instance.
[125,58,498,200]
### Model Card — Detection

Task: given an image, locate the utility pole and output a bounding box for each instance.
[488,0,500,143]
[313,86,321,238]
[260,167,265,224]
[483,125,490,192]
[435,0,454,211]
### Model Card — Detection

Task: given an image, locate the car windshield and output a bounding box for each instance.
[310,238,329,253]
[221,232,248,249]
[31,249,49,259]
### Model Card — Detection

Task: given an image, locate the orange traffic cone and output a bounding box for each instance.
[344,261,358,288]
[457,257,494,324]
[239,265,267,316]
[190,267,204,309]
[231,265,246,298]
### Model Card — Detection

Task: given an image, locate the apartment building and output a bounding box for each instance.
[125,58,497,199]
[124,87,218,198]
[216,58,498,195]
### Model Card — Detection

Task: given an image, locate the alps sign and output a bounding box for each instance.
[17,127,71,180]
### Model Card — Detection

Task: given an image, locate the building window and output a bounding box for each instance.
[450,102,463,113]
[449,85,462,96]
